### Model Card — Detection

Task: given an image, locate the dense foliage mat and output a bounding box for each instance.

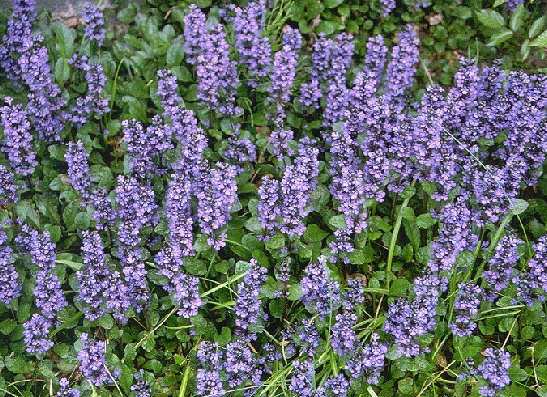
[0,0,546,396]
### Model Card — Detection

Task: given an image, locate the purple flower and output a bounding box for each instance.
[65,55,109,125]
[34,269,67,320]
[197,341,222,370]
[506,0,524,11]
[81,3,105,45]
[476,348,511,397]
[483,234,522,293]
[90,188,115,230]
[450,282,482,337]
[196,24,240,116]
[384,25,419,108]
[65,141,92,201]
[328,124,367,254]
[0,228,21,304]
[157,69,181,113]
[299,33,353,111]
[0,165,17,206]
[154,248,202,318]
[224,137,257,166]
[257,176,281,238]
[428,198,478,273]
[384,274,446,357]
[183,5,206,65]
[282,25,303,52]
[514,236,546,304]
[345,35,387,135]
[345,278,365,309]
[23,313,53,354]
[233,1,271,88]
[331,309,358,356]
[77,333,112,387]
[0,98,37,176]
[165,172,194,259]
[235,259,267,339]
[268,129,295,159]
[55,378,80,397]
[258,138,319,237]
[269,26,301,124]
[104,270,131,324]
[123,117,172,178]
[115,176,157,311]
[278,138,319,236]
[196,369,224,397]
[312,33,354,83]
[296,318,320,357]
[300,257,341,317]
[380,0,396,16]
[170,107,208,181]
[289,359,314,397]
[77,231,113,321]
[195,162,238,250]
[346,334,387,385]
[318,374,350,397]
[0,0,36,80]
[18,35,66,141]
[324,78,349,127]
[27,229,67,319]
[298,77,321,109]
[225,340,262,387]
[131,370,151,397]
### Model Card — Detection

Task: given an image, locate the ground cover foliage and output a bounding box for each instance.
[0,0,546,396]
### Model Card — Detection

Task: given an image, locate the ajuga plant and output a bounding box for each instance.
[0,0,545,396]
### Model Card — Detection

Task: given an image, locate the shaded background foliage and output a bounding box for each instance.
[0,0,546,396]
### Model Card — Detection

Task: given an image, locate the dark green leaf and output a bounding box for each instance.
[476,10,505,30]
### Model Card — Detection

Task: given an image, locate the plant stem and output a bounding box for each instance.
[178,364,191,397]
[385,194,413,290]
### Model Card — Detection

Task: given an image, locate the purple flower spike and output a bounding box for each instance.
[81,3,105,45]
[0,98,37,176]
[77,333,113,387]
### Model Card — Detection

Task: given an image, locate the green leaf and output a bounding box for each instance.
[510,4,526,32]
[487,29,513,46]
[44,224,62,242]
[55,58,70,83]
[124,343,137,362]
[530,30,547,47]
[265,234,285,251]
[48,144,67,161]
[0,319,17,335]
[324,0,343,8]
[508,366,529,382]
[52,23,75,57]
[493,0,506,6]
[476,10,505,30]
[389,278,410,297]
[416,213,436,229]
[529,16,546,38]
[74,212,91,230]
[268,300,283,318]
[510,199,528,215]
[5,356,29,374]
[521,39,530,60]
[215,326,232,345]
[166,38,184,66]
[329,215,347,230]
[184,258,207,276]
[303,224,328,242]
[316,20,337,35]
[122,96,147,121]
[397,378,414,395]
